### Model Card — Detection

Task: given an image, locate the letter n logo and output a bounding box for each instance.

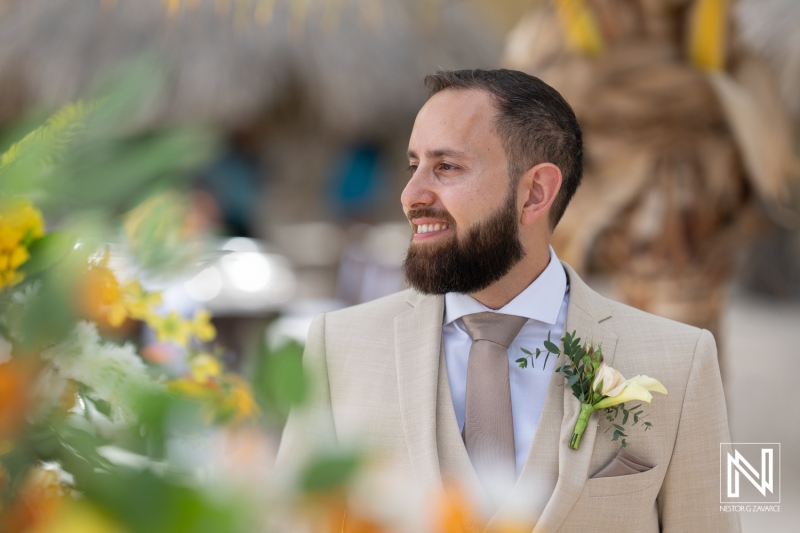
[720,443,780,504]
[727,449,772,497]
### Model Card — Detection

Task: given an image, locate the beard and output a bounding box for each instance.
[403,188,525,295]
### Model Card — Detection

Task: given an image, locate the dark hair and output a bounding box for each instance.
[423,69,583,228]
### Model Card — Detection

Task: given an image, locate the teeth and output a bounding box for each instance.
[416,223,449,234]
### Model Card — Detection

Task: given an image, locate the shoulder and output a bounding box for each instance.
[562,264,717,404]
[328,289,414,321]
[563,261,708,355]
[602,297,707,350]
[311,289,417,337]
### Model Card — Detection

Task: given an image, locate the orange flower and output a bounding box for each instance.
[0,358,38,440]
[435,484,480,533]
[0,467,63,533]
[79,263,126,328]
[78,253,163,331]
[167,369,259,424]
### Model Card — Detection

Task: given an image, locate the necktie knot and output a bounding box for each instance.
[461,312,527,349]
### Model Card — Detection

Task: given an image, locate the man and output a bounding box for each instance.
[278,69,740,532]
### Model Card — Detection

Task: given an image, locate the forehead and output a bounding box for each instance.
[408,89,502,157]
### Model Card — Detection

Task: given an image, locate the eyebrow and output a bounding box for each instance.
[406,148,469,160]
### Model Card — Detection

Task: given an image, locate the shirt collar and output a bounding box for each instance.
[443,246,567,326]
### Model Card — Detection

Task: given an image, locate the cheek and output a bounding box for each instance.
[447,183,503,220]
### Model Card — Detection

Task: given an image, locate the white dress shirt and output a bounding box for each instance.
[443,246,569,476]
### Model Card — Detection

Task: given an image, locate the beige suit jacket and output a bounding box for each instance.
[278,263,741,532]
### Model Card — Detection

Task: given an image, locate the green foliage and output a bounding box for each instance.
[16,269,79,352]
[79,466,252,533]
[0,58,218,229]
[0,100,95,174]
[516,335,552,370]
[19,231,77,277]
[0,57,242,533]
[602,401,653,446]
[300,450,361,493]
[523,329,664,449]
[252,340,309,421]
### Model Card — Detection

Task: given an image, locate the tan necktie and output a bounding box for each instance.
[461,312,527,496]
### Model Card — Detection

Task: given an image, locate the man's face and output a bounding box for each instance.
[402,89,525,294]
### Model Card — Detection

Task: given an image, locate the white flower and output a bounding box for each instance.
[41,321,162,419]
[593,363,627,397]
[593,374,668,410]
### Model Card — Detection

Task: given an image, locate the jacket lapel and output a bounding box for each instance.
[484,263,618,532]
[531,263,618,533]
[395,290,446,493]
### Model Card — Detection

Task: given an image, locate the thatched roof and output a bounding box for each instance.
[0,0,501,135]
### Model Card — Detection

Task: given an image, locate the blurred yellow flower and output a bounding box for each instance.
[190,353,222,383]
[146,308,214,348]
[150,311,192,347]
[223,375,259,421]
[190,309,216,342]
[167,377,213,399]
[122,280,162,320]
[167,372,259,424]
[81,259,167,331]
[0,198,45,289]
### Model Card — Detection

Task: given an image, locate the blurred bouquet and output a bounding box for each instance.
[0,66,276,533]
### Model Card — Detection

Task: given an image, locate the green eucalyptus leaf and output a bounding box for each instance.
[543,340,560,354]
[19,232,77,276]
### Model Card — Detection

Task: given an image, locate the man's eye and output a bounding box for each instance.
[439,163,456,171]
[407,165,418,174]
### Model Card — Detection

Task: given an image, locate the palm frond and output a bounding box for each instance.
[0,100,97,172]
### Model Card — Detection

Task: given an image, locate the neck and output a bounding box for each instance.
[468,241,551,310]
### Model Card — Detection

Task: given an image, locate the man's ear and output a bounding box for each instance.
[519,163,562,227]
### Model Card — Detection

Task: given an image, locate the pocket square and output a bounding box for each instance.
[591,448,655,479]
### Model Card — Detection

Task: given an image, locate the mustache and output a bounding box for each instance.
[405,208,456,227]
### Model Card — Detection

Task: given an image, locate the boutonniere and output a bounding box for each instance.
[517,331,668,450]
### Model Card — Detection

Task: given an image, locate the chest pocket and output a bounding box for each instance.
[587,463,665,497]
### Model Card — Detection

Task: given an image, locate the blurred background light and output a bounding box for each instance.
[184,266,223,302]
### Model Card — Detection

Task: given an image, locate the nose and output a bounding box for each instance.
[401,166,436,212]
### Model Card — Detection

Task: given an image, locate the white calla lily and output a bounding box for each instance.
[626,374,668,395]
[593,374,668,410]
